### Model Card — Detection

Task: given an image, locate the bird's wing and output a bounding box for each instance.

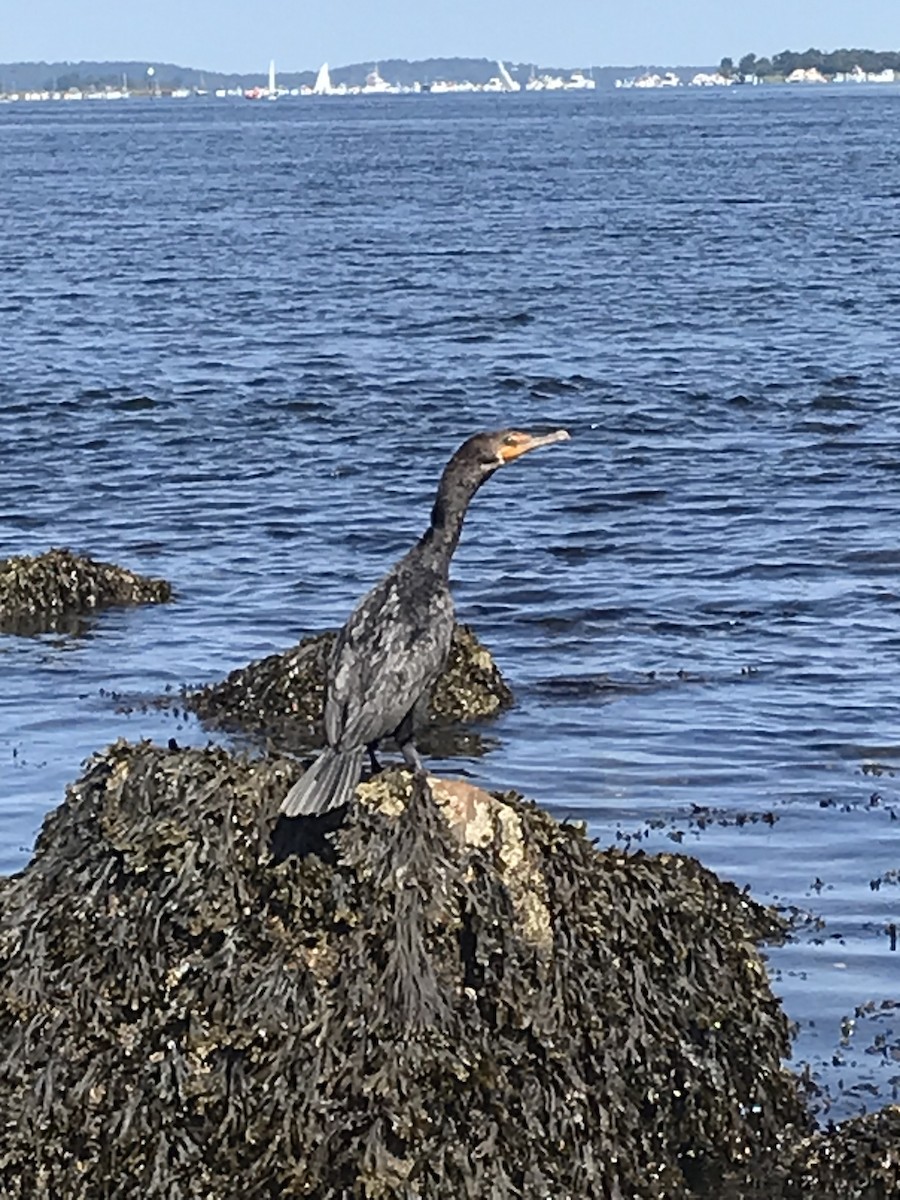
[325,575,453,751]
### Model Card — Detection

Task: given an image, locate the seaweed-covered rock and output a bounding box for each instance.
[784,1105,900,1199]
[721,1104,900,1199]
[0,740,818,1199]
[0,547,171,634]
[184,622,513,750]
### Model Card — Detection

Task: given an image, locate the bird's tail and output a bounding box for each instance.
[280,746,365,818]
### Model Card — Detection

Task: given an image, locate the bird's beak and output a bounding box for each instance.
[499,428,571,463]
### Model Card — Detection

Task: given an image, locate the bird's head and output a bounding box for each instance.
[464,427,571,475]
[428,427,571,542]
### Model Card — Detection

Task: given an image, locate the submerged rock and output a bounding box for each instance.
[0,547,171,635]
[184,622,513,750]
[0,739,860,1199]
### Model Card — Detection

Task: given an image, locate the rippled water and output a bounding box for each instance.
[3,86,900,1119]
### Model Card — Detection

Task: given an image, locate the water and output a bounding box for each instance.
[2,86,900,1120]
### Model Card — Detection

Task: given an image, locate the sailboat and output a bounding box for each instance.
[244,59,278,100]
[496,61,521,92]
[313,62,332,95]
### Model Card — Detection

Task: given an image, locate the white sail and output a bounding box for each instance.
[268,59,277,97]
[497,61,520,92]
[314,62,332,95]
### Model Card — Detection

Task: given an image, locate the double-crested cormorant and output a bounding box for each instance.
[280,428,570,817]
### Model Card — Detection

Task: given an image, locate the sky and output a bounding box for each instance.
[3,0,899,73]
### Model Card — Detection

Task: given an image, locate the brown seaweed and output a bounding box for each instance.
[1,740,865,1198]
[721,1105,900,1198]
[183,622,513,752]
[0,547,171,635]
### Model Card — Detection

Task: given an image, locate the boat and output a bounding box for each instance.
[313,62,332,95]
[361,66,393,94]
[244,59,278,101]
[496,61,521,92]
[565,70,596,91]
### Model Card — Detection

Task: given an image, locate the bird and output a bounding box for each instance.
[280,427,570,817]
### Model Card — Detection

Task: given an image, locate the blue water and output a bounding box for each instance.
[2,86,900,1119]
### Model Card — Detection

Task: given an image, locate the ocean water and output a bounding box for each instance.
[2,85,900,1120]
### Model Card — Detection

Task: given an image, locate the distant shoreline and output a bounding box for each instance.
[2,74,898,104]
[0,56,705,99]
[2,49,898,101]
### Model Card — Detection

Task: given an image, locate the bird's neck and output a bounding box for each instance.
[417,463,487,573]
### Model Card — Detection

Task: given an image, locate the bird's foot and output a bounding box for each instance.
[400,742,425,775]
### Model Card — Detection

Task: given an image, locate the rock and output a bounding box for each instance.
[183,622,513,751]
[0,739,845,1199]
[359,772,553,951]
[720,1104,900,1198]
[0,547,171,635]
[783,1105,900,1198]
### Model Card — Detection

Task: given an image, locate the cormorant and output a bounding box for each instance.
[281,427,570,817]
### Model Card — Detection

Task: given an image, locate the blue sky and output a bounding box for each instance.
[5,0,898,71]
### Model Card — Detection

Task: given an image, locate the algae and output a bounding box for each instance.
[722,1105,900,1199]
[0,547,171,635]
[783,1105,900,1199]
[184,622,513,751]
[0,740,856,1199]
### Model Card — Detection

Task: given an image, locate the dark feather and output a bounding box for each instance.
[280,428,568,818]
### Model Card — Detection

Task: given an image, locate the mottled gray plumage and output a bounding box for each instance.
[281,427,569,817]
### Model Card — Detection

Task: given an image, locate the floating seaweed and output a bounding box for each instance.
[184,622,513,752]
[0,739,861,1199]
[0,547,171,635]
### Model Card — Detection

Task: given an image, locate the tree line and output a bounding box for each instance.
[719,47,900,80]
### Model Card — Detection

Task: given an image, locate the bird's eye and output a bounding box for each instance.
[502,433,519,446]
